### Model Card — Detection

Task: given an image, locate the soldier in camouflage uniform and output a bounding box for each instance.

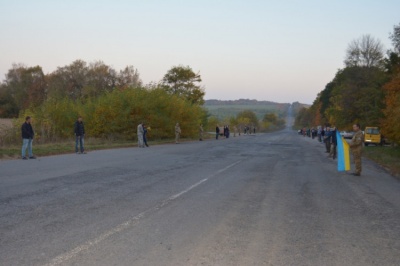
[349,124,363,176]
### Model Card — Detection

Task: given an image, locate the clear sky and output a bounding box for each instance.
[0,0,399,104]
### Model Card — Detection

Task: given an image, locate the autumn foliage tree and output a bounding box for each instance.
[0,60,208,143]
[162,65,205,105]
[236,110,259,128]
[16,87,207,142]
[381,40,400,145]
[296,33,388,131]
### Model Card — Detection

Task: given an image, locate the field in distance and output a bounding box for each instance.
[204,99,291,120]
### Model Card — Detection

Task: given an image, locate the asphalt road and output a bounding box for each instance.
[1,125,400,265]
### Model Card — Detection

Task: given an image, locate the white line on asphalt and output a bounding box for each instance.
[216,160,242,174]
[45,160,242,266]
[168,178,208,200]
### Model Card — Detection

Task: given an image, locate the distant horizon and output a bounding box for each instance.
[203,98,307,105]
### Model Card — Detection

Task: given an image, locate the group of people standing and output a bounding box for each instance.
[301,124,364,176]
[21,117,259,159]
[215,125,256,140]
[21,115,87,159]
[137,122,182,146]
[322,126,337,160]
[243,125,256,135]
[215,125,230,139]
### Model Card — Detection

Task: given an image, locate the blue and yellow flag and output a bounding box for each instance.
[336,130,350,171]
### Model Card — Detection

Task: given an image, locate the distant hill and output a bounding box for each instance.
[204,99,291,120]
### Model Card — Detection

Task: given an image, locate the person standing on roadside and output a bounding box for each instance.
[216,125,220,140]
[175,123,181,144]
[137,122,144,148]
[324,126,332,153]
[74,116,86,154]
[349,124,363,176]
[21,116,35,160]
[317,127,322,142]
[199,124,204,141]
[330,127,337,160]
[143,124,149,147]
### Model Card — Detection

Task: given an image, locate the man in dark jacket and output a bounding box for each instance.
[216,125,220,140]
[324,127,332,153]
[74,116,86,154]
[330,127,337,160]
[21,116,35,160]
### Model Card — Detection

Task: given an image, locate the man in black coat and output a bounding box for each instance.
[74,116,86,154]
[330,127,338,160]
[21,116,35,160]
[216,125,220,140]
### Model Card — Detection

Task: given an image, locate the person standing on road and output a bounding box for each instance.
[317,127,322,142]
[143,124,149,147]
[74,116,86,154]
[175,123,181,144]
[216,125,220,140]
[199,124,204,141]
[137,122,144,148]
[21,116,36,160]
[349,124,363,176]
[329,127,337,160]
[324,126,331,152]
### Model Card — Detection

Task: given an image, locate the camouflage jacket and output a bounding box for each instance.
[350,130,363,151]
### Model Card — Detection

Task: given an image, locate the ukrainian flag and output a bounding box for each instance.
[336,130,350,171]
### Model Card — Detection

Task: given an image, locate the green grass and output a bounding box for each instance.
[0,138,191,160]
[363,146,400,177]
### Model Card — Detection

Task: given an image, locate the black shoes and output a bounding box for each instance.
[22,156,36,160]
[351,173,361,176]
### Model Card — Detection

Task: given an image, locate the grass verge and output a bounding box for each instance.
[363,146,400,177]
[0,138,191,160]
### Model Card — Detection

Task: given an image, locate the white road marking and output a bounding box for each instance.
[45,160,242,266]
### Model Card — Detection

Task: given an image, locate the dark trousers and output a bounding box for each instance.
[330,143,337,159]
[325,140,330,152]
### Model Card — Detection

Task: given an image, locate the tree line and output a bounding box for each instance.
[295,23,400,145]
[0,61,205,117]
[0,62,207,143]
[0,58,288,144]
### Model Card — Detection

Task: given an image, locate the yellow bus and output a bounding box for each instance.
[364,127,382,146]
